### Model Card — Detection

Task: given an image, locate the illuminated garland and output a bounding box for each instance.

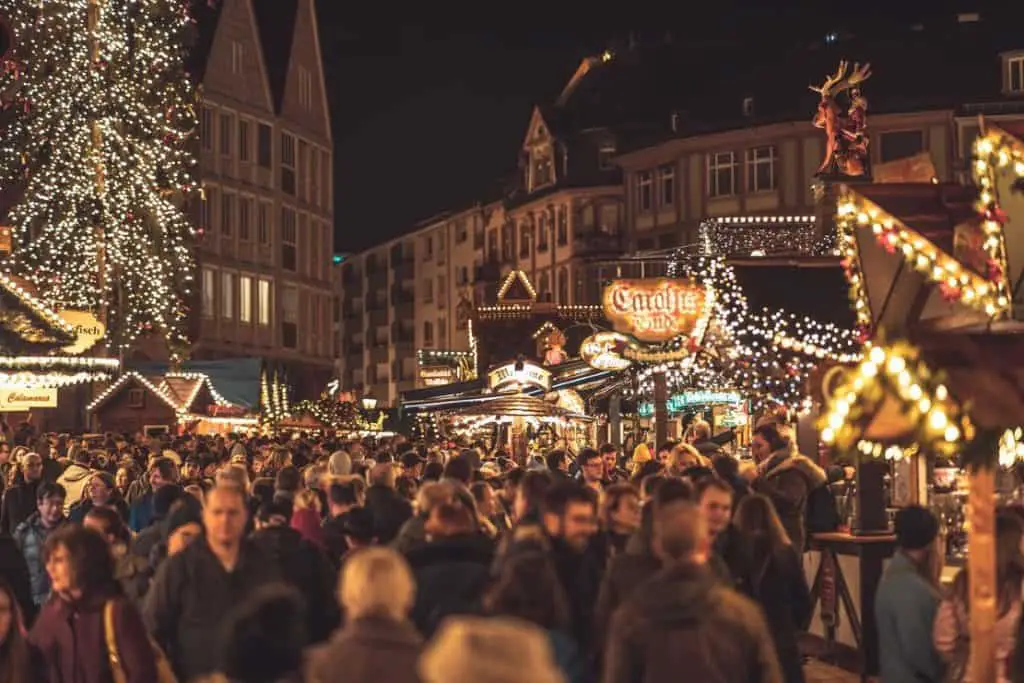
[654,250,860,410]
[971,124,1021,314]
[818,341,973,460]
[0,0,200,356]
[699,216,834,257]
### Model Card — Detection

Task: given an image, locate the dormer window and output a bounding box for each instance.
[598,143,617,170]
[1009,55,1024,94]
[529,151,554,192]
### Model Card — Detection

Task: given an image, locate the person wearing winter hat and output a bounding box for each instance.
[419,616,566,683]
[875,505,944,683]
[162,495,204,557]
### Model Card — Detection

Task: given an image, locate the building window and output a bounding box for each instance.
[200,107,214,152]
[423,321,433,345]
[745,145,777,193]
[456,220,467,244]
[879,130,924,163]
[1009,56,1024,93]
[557,267,569,304]
[310,149,321,207]
[598,143,617,170]
[220,192,234,237]
[473,223,484,250]
[127,389,145,409]
[238,119,251,163]
[538,271,550,302]
[659,165,675,206]
[298,140,309,201]
[239,275,252,323]
[519,225,531,258]
[280,133,296,194]
[438,317,446,346]
[221,271,234,319]
[423,278,433,303]
[238,196,251,242]
[257,279,271,326]
[501,224,514,262]
[532,155,553,188]
[201,267,215,317]
[219,112,234,157]
[231,40,243,75]
[282,285,298,348]
[257,202,270,244]
[707,151,738,198]
[557,207,568,245]
[537,215,549,252]
[437,276,446,308]
[257,123,272,168]
[637,171,653,211]
[298,66,313,110]
[422,236,432,260]
[281,207,296,270]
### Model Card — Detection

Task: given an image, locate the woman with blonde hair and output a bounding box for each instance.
[629,443,652,478]
[307,547,422,683]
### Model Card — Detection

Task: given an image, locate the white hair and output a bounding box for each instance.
[340,547,415,620]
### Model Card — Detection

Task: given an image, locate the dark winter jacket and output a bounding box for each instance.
[30,592,157,683]
[364,485,413,544]
[13,512,67,606]
[307,615,423,683]
[602,562,783,683]
[250,525,340,642]
[69,497,130,524]
[0,531,35,623]
[0,479,39,534]
[143,536,280,681]
[753,446,827,552]
[128,489,158,532]
[404,533,494,637]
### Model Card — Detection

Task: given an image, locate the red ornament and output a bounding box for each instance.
[938,282,961,301]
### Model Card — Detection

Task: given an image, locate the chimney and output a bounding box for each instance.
[670,111,680,133]
[743,97,755,118]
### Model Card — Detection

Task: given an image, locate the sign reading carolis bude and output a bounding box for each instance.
[0,388,58,410]
[58,310,106,354]
[580,331,633,371]
[602,278,711,343]
[487,361,551,393]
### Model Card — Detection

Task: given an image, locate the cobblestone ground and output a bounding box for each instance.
[804,659,862,682]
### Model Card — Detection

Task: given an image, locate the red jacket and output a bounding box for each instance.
[29,591,157,683]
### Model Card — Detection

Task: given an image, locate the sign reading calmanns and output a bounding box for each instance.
[603,278,711,344]
[487,361,551,393]
[0,388,58,410]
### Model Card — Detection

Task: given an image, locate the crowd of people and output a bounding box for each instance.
[0,415,982,683]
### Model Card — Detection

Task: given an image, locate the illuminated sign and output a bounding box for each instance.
[0,388,58,410]
[487,361,551,392]
[638,390,742,417]
[603,278,712,343]
[580,331,633,371]
[58,310,106,354]
[419,367,455,387]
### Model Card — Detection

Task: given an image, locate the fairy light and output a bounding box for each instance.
[699,216,834,257]
[818,340,973,458]
[0,0,200,355]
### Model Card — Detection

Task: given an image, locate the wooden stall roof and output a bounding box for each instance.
[853,182,980,272]
[914,326,1024,429]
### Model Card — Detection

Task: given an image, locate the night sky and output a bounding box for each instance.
[313,4,967,254]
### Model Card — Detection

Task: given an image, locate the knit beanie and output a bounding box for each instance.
[894,505,939,550]
[162,496,203,540]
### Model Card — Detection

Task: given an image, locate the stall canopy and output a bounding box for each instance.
[128,357,262,409]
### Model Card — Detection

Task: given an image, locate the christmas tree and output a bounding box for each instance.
[0,0,200,355]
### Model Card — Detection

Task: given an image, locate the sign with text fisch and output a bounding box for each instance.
[58,310,105,354]
[602,279,712,344]
[0,388,58,410]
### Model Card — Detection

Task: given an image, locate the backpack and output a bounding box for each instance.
[804,480,841,539]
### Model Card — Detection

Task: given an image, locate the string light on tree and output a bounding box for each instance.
[0,0,201,354]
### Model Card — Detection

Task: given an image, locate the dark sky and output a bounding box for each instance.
[313,4,973,254]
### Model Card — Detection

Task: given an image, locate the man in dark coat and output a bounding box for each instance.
[0,530,35,623]
[0,451,44,534]
[364,463,412,543]
[404,501,493,637]
[144,486,280,681]
[602,501,782,683]
[250,500,339,643]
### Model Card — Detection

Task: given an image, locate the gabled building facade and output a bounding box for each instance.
[189,0,334,395]
[338,55,628,405]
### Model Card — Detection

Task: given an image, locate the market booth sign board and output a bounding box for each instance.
[603,279,712,344]
[488,360,551,393]
[580,331,634,371]
[58,310,105,354]
[0,387,57,410]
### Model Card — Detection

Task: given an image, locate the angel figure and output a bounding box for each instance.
[810,61,873,178]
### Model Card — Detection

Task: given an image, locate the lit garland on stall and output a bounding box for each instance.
[412,412,440,441]
[818,341,973,459]
[699,215,835,257]
[0,0,201,355]
[259,367,290,426]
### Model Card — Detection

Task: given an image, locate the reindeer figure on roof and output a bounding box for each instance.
[810,60,872,178]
